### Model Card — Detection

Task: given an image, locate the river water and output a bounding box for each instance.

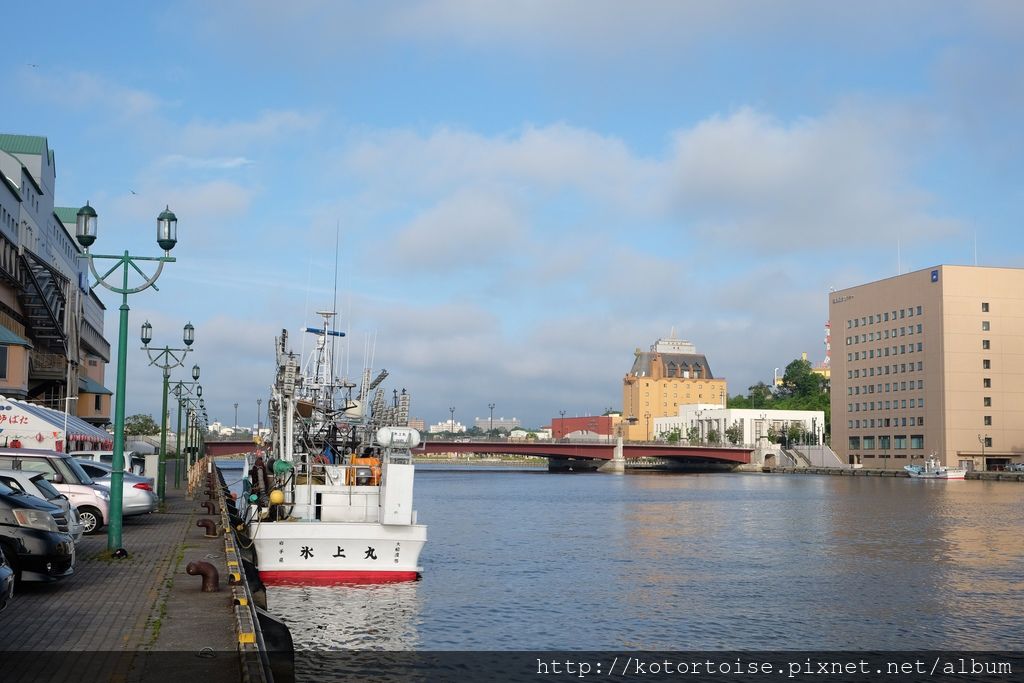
[261,467,1024,655]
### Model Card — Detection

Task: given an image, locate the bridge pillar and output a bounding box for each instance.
[598,437,625,474]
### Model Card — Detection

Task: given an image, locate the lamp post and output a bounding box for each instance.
[449,406,455,435]
[170,365,201,487]
[62,396,79,453]
[234,402,239,430]
[559,410,566,439]
[142,321,195,503]
[644,411,651,441]
[257,398,262,434]
[75,202,177,554]
[978,433,988,468]
[488,402,495,436]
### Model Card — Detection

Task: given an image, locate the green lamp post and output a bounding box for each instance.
[141,322,195,502]
[75,202,177,554]
[171,369,201,487]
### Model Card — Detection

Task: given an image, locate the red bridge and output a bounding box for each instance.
[418,439,751,471]
[204,438,753,472]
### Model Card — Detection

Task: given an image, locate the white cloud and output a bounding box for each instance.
[178,110,321,154]
[159,154,255,170]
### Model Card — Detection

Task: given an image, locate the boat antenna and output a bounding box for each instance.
[331,221,341,388]
[300,256,313,365]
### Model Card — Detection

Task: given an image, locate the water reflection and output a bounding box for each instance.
[270,581,423,650]
[265,469,1024,659]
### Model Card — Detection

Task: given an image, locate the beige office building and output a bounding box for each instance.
[830,265,1024,471]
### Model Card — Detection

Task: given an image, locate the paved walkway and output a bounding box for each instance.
[1,468,242,682]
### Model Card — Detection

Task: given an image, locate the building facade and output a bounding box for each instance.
[472,416,520,432]
[622,336,727,440]
[551,414,619,439]
[830,265,1024,471]
[0,134,111,424]
[653,404,825,447]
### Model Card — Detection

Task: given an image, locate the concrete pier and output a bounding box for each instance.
[764,466,1024,481]
[0,465,259,682]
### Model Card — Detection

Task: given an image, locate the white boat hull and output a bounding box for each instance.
[905,470,966,480]
[250,519,427,584]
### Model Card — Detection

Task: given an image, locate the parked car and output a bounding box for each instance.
[73,460,157,516]
[0,545,14,611]
[0,449,110,535]
[70,450,146,476]
[0,469,84,543]
[0,479,75,582]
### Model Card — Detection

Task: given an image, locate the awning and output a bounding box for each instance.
[0,324,32,348]
[79,376,113,395]
[0,395,113,450]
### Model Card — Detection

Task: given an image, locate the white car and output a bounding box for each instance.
[73,460,158,516]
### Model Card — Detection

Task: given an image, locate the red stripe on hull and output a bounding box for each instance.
[260,570,420,586]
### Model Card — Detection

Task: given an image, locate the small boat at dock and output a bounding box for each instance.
[904,455,966,480]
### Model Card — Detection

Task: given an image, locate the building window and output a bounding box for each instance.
[983,359,990,369]
[984,397,992,407]
[879,435,891,449]
[849,436,860,450]
[863,436,875,449]
[894,435,907,449]
[982,302,989,312]
[984,437,992,448]
[984,415,992,426]
[0,346,7,380]
[983,340,990,349]
[982,321,990,331]
[95,395,102,411]
[983,378,991,388]
[910,435,924,449]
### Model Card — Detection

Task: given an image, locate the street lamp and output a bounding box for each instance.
[62,396,79,454]
[76,202,177,554]
[644,411,651,441]
[142,321,196,503]
[978,433,988,468]
[559,410,566,439]
[257,398,262,434]
[449,406,455,435]
[488,402,495,436]
[234,402,239,430]
[170,364,200,487]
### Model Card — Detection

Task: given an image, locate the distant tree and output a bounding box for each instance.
[685,426,699,443]
[124,414,159,436]
[748,382,773,408]
[725,421,743,445]
[766,425,780,444]
[525,432,538,440]
[787,422,805,445]
[707,428,721,444]
[466,426,483,437]
[780,358,824,399]
[664,428,682,444]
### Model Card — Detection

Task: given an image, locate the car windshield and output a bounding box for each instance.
[30,474,63,501]
[57,457,95,485]
[0,479,19,496]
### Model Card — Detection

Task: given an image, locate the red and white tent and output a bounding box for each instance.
[0,396,112,452]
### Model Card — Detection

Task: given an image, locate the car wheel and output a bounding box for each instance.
[79,507,103,535]
[0,542,19,583]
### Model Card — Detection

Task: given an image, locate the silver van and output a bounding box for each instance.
[70,450,146,476]
[0,449,111,535]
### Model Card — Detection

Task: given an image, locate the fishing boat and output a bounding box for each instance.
[904,454,966,480]
[245,312,426,584]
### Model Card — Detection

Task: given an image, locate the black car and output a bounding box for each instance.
[0,480,75,582]
[0,546,13,611]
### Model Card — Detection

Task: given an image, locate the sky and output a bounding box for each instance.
[3,1,1023,430]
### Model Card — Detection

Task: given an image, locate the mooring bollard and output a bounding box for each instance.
[196,518,219,537]
[186,561,220,592]
[201,500,218,514]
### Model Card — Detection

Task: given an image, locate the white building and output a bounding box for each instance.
[428,419,466,434]
[653,404,825,446]
[473,416,520,431]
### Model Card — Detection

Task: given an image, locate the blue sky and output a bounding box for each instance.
[3,1,1023,429]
